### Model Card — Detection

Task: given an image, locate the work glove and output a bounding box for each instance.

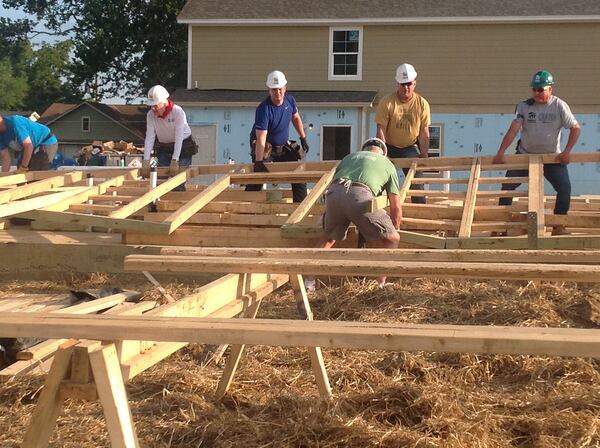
[168,159,180,176]
[300,137,309,154]
[253,160,269,173]
[16,166,29,174]
[140,159,151,178]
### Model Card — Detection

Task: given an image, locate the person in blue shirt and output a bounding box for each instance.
[0,115,58,172]
[246,70,310,202]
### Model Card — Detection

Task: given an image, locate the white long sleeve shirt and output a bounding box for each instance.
[143,104,192,161]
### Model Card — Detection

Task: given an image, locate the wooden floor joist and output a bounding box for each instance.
[124,254,600,282]
[1,313,599,358]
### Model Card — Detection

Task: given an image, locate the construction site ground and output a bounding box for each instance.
[1,274,599,448]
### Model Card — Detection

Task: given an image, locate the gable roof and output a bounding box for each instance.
[178,0,600,24]
[171,89,377,107]
[40,102,148,139]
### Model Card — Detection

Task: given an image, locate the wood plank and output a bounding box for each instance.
[2,314,600,359]
[528,155,546,237]
[0,188,89,219]
[230,171,328,184]
[123,254,600,282]
[289,274,332,399]
[164,175,231,233]
[109,168,196,219]
[17,210,171,234]
[458,158,481,238]
[284,166,337,225]
[398,230,446,249]
[89,344,140,448]
[398,161,417,204]
[21,345,73,448]
[0,172,84,205]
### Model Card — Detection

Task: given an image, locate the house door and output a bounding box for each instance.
[190,124,217,184]
[321,126,351,161]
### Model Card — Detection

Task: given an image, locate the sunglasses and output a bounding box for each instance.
[532,87,549,93]
[400,81,414,87]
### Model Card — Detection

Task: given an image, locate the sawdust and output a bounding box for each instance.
[0,276,599,447]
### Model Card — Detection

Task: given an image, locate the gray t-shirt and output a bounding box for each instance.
[514,96,578,154]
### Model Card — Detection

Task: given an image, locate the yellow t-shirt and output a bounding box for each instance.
[375,92,431,148]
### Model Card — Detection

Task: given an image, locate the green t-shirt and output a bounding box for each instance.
[333,151,400,196]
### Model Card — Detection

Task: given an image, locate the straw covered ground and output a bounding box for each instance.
[0,273,599,447]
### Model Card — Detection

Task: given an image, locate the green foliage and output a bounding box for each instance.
[0,58,28,109]
[2,0,189,101]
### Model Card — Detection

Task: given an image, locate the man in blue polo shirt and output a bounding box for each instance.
[245,70,310,202]
[0,115,59,172]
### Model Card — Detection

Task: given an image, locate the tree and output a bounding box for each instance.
[2,0,189,101]
[0,58,28,109]
[26,41,81,112]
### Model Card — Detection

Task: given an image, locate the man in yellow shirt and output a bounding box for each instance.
[375,63,430,203]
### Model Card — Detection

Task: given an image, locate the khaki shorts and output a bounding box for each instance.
[323,182,397,241]
[29,143,59,171]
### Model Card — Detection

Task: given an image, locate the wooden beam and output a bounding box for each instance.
[21,345,73,448]
[89,344,140,448]
[160,247,600,264]
[2,314,600,358]
[528,155,546,237]
[17,210,171,234]
[0,171,36,186]
[230,171,328,184]
[0,187,89,219]
[123,255,600,282]
[399,161,417,204]
[109,168,196,219]
[163,175,231,233]
[284,166,337,226]
[0,172,84,205]
[458,158,481,238]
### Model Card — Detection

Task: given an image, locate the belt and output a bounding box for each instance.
[334,178,371,191]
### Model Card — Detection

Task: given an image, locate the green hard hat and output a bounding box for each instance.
[530,70,554,88]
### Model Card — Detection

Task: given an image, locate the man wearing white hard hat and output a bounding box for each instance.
[245,70,310,202]
[141,85,198,190]
[375,63,430,204]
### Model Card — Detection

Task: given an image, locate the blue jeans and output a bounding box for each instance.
[499,164,571,215]
[157,151,192,192]
[387,144,425,204]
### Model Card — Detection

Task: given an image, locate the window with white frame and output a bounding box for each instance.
[428,124,443,156]
[329,27,362,80]
[81,116,91,132]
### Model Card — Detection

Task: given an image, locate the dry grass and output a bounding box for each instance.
[0,275,599,447]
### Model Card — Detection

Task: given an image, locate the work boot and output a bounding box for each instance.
[551,225,568,236]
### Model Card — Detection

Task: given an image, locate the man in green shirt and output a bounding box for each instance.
[314,138,402,288]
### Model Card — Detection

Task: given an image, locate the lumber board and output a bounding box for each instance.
[157,200,324,215]
[0,187,89,219]
[164,175,231,233]
[160,247,600,264]
[284,166,336,225]
[2,314,600,358]
[0,172,84,205]
[109,168,196,219]
[399,161,417,205]
[145,211,319,227]
[528,156,546,237]
[123,254,600,282]
[230,171,328,184]
[398,230,446,249]
[458,158,481,238]
[17,210,171,234]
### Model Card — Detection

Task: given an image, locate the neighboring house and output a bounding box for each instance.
[39,102,147,159]
[176,0,600,193]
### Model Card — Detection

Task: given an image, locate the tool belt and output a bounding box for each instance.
[154,135,198,158]
[250,139,304,161]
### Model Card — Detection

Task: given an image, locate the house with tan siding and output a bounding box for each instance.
[175,0,600,193]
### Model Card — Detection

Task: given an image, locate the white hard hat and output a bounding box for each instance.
[147,85,170,106]
[266,70,288,89]
[361,137,387,157]
[395,63,418,84]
